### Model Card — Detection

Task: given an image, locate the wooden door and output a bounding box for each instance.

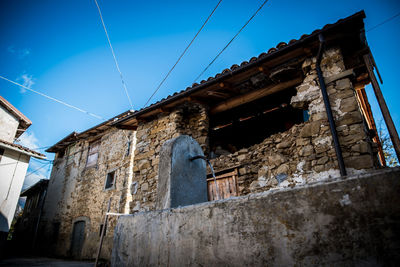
[70,220,85,258]
[207,169,238,200]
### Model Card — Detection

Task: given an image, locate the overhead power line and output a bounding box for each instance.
[0,75,105,120]
[193,0,270,83]
[94,0,134,110]
[26,162,52,178]
[366,11,400,32]
[143,0,224,108]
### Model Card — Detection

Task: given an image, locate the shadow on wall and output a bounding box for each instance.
[0,211,9,259]
[0,211,8,233]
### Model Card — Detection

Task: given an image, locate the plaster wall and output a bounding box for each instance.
[112,168,400,266]
[0,149,29,232]
[0,105,19,142]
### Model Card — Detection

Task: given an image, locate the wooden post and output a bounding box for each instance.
[95,197,112,266]
[363,54,400,161]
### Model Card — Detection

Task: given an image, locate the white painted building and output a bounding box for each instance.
[0,96,45,249]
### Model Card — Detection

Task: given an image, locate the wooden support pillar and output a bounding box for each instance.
[363,54,400,161]
[95,197,112,266]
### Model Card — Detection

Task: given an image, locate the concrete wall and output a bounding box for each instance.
[0,149,30,233]
[112,168,400,266]
[40,128,136,260]
[0,105,19,142]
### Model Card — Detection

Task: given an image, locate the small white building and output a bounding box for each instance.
[0,95,45,248]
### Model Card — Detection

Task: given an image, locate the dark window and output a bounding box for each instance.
[0,148,4,162]
[57,149,65,159]
[126,141,131,157]
[105,171,116,189]
[99,223,107,236]
[209,87,306,157]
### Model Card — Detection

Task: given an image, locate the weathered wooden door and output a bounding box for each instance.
[70,220,85,258]
[207,168,238,200]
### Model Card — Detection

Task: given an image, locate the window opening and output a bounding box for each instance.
[86,141,100,168]
[66,144,76,165]
[99,224,107,236]
[105,170,116,189]
[209,87,305,158]
[126,140,131,157]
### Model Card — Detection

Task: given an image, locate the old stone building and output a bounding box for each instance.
[38,110,136,260]
[111,11,400,266]
[39,11,399,264]
[114,11,390,212]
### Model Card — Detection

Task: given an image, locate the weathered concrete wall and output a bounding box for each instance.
[40,128,135,260]
[112,168,400,266]
[0,105,19,142]
[0,149,30,232]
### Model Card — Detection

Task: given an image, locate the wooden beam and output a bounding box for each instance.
[324,69,354,84]
[209,77,302,114]
[363,54,400,161]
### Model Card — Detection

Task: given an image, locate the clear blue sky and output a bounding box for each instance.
[1,0,399,188]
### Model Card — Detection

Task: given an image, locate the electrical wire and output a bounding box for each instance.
[25,162,52,178]
[94,0,134,110]
[0,75,105,120]
[366,11,400,32]
[143,0,223,107]
[193,0,269,83]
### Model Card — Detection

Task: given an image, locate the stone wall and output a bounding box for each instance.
[209,47,376,194]
[40,128,135,260]
[130,47,377,210]
[131,103,208,213]
[111,168,400,267]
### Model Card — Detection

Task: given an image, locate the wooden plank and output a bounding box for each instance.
[363,54,400,161]
[324,69,354,84]
[355,87,386,166]
[209,78,302,114]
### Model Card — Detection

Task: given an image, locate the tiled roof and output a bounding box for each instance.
[0,139,46,159]
[46,109,135,152]
[116,10,365,124]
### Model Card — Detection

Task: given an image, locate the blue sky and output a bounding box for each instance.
[1,0,399,188]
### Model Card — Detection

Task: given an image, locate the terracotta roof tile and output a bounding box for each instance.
[0,139,45,159]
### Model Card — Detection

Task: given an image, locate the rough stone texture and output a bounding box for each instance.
[39,128,136,260]
[130,47,377,211]
[111,168,400,266]
[131,103,208,213]
[209,47,376,195]
[156,135,207,209]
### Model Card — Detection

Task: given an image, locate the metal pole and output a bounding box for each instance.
[363,54,400,162]
[95,197,112,266]
[316,34,347,176]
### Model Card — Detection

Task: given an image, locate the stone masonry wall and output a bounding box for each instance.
[40,128,135,260]
[131,47,376,210]
[131,103,208,213]
[210,47,376,194]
